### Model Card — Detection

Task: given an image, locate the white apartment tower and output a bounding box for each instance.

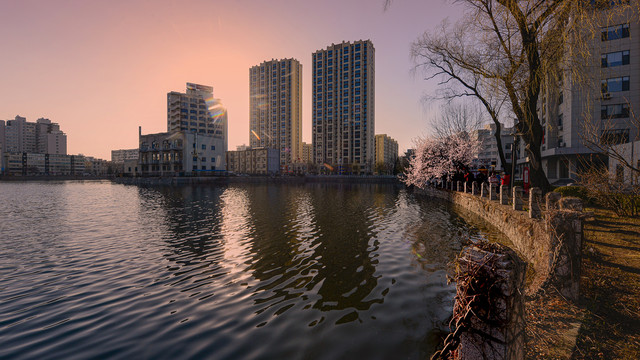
[249,58,302,168]
[167,83,228,153]
[527,5,640,184]
[2,116,66,155]
[312,40,375,173]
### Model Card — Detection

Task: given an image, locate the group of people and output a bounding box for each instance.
[447,169,511,189]
[441,169,511,188]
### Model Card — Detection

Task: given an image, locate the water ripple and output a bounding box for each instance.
[0,181,502,360]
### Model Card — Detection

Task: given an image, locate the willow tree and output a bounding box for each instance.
[394,0,637,192]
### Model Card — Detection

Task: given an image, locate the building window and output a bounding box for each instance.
[601,50,630,67]
[601,24,630,41]
[601,129,629,145]
[202,144,206,150]
[601,103,630,119]
[557,114,563,129]
[602,76,630,93]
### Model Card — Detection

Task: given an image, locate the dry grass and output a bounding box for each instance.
[572,207,640,359]
[525,207,640,359]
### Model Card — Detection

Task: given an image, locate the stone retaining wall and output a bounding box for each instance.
[417,185,583,300]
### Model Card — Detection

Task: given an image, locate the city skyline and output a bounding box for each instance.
[0,0,459,160]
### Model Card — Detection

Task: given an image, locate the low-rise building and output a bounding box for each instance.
[2,152,86,176]
[123,159,139,177]
[139,129,225,177]
[226,148,280,175]
[111,149,139,163]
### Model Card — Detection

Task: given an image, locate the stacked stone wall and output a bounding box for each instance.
[417,185,583,298]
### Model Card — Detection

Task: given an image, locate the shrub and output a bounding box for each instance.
[577,167,640,217]
[553,186,590,202]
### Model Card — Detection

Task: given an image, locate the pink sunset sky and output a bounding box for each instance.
[0,0,460,160]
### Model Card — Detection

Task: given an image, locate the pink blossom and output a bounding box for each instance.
[404,132,480,188]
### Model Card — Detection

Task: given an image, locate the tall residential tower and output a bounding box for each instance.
[249,58,302,168]
[312,40,375,173]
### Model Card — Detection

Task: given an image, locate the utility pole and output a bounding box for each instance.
[510,122,519,190]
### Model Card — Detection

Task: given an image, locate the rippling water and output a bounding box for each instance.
[0,181,496,359]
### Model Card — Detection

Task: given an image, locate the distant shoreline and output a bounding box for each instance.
[113,175,400,186]
[0,175,115,182]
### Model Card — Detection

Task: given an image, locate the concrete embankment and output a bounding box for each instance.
[416,185,583,299]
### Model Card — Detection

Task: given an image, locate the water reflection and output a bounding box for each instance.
[0,181,503,360]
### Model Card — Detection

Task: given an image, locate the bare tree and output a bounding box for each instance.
[389,0,638,192]
[413,22,513,175]
[429,100,486,138]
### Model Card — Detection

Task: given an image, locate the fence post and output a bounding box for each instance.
[490,183,498,201]
[546,197,584,301]
[500,185,509,205]
[546,192,561,210]
[529,187,542,218]
[512,186,523,211]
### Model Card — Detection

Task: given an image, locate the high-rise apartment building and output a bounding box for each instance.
[301,142,313,164]
[249,58,302,169]
[374,134,398,173]
[167,83,228,153]
[36,118,67,155]
[312,40,375,173]
[518,7,640,184]
[2,116,66,155]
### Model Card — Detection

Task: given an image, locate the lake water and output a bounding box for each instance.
[0,181,496,359]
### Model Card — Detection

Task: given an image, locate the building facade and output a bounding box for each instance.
[609,140,640,184]
[374,134,398,174]
[226,148,280,175]
[167,83,228,154]
[312,40,375,173]
[2,153,84,176]
[1,116,66,155]
[111,148,139,163]
[515,6,640,184]
[249,59,302,170]
[301,142,313,164]
[473,124,514,172]
[139,130,225,177]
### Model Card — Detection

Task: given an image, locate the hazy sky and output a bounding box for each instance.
[0,0,460,160]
